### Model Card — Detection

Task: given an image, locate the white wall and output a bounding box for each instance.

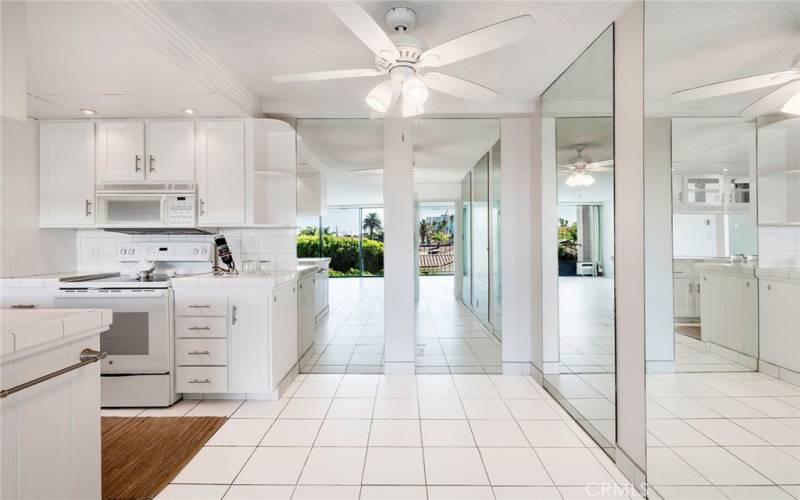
[644,117,675,365]
[1,1,27,122]
[0,118,76,278]
[540,116,560,375]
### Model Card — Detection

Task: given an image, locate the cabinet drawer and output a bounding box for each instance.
[176,317,227,338]
[175,295,227,317]
[176,366,227,393]
[176,339,227,366]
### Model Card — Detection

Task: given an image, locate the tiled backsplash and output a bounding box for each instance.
[76,228,297,272]
[758,226,800,268]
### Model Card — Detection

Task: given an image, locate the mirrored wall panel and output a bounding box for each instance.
[644,2,800,497]
[412,118,501,374]
[541,25,616,454]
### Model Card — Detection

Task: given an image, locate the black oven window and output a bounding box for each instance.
[100,312,149,355]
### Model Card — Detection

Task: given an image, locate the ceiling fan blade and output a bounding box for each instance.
[740,80,800,118]
[671,71,799,102]
[587,159,613,169]
[272,68,384,83]
[421,72,499,102]
[418,15,534,68]
[328,1,399,60]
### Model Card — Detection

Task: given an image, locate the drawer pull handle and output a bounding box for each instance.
[188,379,210,384]
[188,350,210,355]
[188,304,211,309]
[188,326,211,331]
[11,304,36,309]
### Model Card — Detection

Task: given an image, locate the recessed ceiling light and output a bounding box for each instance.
[80,108,97,115]
[721,168,729,172]
[182,108,196,115]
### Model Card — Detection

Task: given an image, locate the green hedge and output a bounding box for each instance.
[297,234,383,276]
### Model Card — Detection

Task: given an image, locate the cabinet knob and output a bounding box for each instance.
[149,154,155,172]
[767,284,772,291]
[135,154,141,172]
[199,199,206,216]
[231,305,238,325]
[188,379,210,384]
[11,304,35,309]
[85,199,93,216]
[188,350,210,355]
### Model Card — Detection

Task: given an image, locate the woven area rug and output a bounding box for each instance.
[102,416,225,500]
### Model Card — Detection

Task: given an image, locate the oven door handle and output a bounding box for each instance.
[54,290,168,299]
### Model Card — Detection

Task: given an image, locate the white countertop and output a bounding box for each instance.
[170,270,298,288]
[1,309,112,357]
[298,257,331,269]
[756,267,800,281]
[695,262,757,276]
[297,264,319,277]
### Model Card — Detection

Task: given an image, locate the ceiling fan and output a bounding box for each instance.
[671,52,800,117]
[557,145,613,187]
[271,2,535,117]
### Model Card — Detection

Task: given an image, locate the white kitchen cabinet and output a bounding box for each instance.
[197,120,246,226]
[314,268,329,324]
[0,288,55,309]
[297,272,315,359]
[699,265,759,358]
[271,283,298,386]
[250,119,297,226]
[96,121,145,183]
[673,277,695,318]
[145,121,195,182]
[742,276,758,357]
[228,292,270,393]
[684,174,724,208]
[39,121,96,227]
[759,277,800,372]
[725,176,754,213]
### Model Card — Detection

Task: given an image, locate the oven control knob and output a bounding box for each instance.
[202,248,208,255]
[193,248,199,255]
[129,248,135,255]
[120,248,127,255]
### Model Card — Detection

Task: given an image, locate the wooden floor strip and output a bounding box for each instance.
[102,416,226,500]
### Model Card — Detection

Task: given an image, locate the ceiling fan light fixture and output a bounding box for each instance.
[402,77,429,106]
[565,171,595,187]
[780,91,800,116]
[365,81,394,113]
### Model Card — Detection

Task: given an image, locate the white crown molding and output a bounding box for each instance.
[110,0,259,117]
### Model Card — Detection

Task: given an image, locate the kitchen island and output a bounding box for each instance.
[1,308,111,500]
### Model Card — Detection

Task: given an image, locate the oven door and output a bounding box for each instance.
[54,288,171,374]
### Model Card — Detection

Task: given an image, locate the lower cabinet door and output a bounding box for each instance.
[176,366,228,393]
[228,292,270,394]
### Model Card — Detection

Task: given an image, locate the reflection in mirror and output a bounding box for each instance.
[412,118,502,374]
[295,119,386,374]
[644,2,800,497]
[541,25,615,455]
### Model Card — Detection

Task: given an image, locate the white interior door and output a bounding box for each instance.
[96,122,145,183]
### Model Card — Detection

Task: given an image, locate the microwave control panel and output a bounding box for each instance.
[165,195,196,226]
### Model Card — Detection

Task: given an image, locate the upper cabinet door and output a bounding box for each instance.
[96,122,145,183]
[146,121,195,183]
[197,120,246,225]
[39,122,96,226]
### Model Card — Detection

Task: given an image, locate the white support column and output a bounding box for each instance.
[383,117,416,374]
[500,117,539,375]
[539,115,560,377]
[613,2,648,492]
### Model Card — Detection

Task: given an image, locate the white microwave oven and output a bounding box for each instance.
[95,184,196,228]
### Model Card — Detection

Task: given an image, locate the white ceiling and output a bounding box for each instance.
[671,118,754,175]
[644,1,800,116]
[154,1,631,117]
[555,117,613,166]
[25,1,247,119]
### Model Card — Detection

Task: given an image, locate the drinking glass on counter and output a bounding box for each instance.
[258,260,272,274]
[241,260,257,275]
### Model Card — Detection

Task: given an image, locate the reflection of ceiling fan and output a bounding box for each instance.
[557,145,613,187]
[671,53,800,117]
[271,3,535,117]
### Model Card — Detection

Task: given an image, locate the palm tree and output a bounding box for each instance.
[419,219,432,244]
[362,212,382,240]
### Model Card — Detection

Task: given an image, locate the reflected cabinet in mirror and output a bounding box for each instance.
[644,2,800,498]
[541,25,616,456]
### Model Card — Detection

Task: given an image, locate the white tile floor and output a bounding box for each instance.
[646,370,800,500]
[300,277,502,374]
[122,373,644,500]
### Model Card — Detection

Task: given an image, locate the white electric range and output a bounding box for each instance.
[55,242,214,407]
